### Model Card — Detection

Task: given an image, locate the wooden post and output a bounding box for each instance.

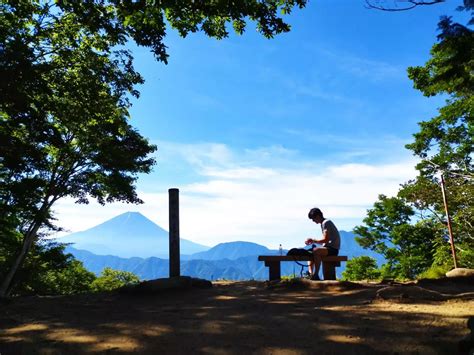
[169,188,180,277]
[440,174,458,268]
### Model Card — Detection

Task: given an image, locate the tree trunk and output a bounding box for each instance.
[0,160,67,298]
[0,199,52,298]
[0,223,42,298]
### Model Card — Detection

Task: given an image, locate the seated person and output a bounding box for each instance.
[305,207,340,280]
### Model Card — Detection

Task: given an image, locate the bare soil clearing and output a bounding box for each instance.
[1,278,473,354]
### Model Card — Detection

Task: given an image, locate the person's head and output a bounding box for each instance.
[308,207,324,224]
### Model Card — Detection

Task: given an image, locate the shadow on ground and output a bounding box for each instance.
[0,279,473,354]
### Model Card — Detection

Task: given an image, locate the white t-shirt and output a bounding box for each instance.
[321,219,340,250]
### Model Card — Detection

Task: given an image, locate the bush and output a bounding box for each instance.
[341,256,381,281]
[91,267,140,292]
[417,264,451,279]
[3,240,96,296]
[458,243,474,269]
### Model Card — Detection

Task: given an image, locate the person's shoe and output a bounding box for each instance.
[304,271,312,279]
[310,274,321,281]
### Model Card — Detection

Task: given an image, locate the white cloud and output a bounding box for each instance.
[316,47,406,83]
[53,142,418,250]
[283,129,412,162]
[152,141,234,168]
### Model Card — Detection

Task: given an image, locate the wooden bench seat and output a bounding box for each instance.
[258,255,348,281]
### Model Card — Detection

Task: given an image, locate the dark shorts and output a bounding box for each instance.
[326,247,339,256]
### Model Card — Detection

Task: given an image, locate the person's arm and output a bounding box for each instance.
[306,229,329,245]
[316,229,329,244]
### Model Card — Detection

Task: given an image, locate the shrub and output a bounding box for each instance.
[3,240,96,296]
[341,256,381,281]
[91,267,140,292]
[418,264,451,279]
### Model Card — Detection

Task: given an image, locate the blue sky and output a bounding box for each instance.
[55,1,468,249]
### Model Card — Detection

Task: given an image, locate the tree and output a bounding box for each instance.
[0,239,96,296]
[49,0,309,63]
[402,15,473,268]
[354,195,437,279]
[0,1,308,297]
[355,6,473,278]
[341,256,381,281]
[407,17,473,180]
[90,267,140,292]
[0,6,156,296]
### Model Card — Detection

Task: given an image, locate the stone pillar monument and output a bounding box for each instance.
[169,188,180,277]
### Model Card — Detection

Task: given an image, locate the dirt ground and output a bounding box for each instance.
[0,277,473,355]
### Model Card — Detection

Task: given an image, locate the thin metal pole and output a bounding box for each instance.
[169,188,180,277]
[440,174,458,268]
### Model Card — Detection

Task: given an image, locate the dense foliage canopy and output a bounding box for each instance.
[354,10,473,280]
[0,0,307,297]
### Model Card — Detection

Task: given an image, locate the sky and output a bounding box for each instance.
[54,0,469,249]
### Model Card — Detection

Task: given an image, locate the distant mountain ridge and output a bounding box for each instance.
[58,212,209,258]
[188,241,278,260]
[59,211,386,280]
[66,236,385,281]
[65,246,287,281]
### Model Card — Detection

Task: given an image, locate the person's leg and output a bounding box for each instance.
[308,260,314,276]
[312,247,328,280]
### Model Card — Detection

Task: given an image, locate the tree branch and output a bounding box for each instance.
[365,0,445,12]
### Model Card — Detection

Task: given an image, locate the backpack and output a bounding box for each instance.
[286,248,312,256]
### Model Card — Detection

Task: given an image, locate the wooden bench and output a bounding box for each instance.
[258,255,348,281]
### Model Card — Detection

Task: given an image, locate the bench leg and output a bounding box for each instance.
[264,261,281,281]
[322,262,337,280]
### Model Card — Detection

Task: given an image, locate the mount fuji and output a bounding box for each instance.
[57,212,209,258]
